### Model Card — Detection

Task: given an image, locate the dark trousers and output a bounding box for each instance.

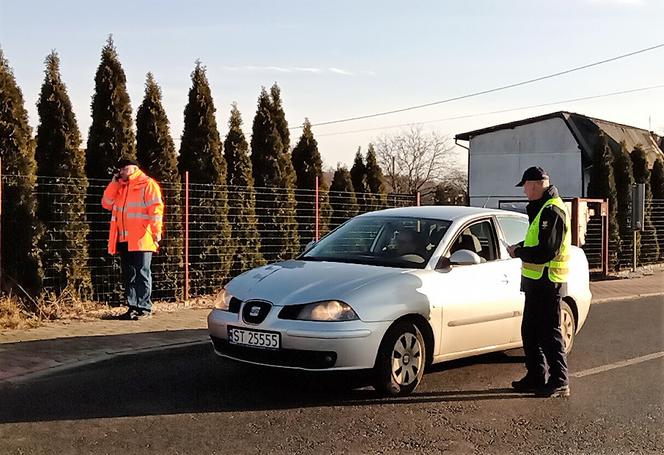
[117,242,153,313]
[521,275,568,386]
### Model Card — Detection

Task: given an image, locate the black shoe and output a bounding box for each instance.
[511,375,545,393]
[134,310,152,320]
[535,383,570,398]
[117,308,139,320]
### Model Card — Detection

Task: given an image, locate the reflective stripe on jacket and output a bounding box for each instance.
[521,197,571,283]
[101,169,164,255]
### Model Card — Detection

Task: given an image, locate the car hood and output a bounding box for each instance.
[225,259,411,306]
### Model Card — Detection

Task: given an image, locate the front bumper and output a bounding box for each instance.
[207,309,392,371]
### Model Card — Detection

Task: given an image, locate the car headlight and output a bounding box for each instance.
[214,288,233,311]
[296,300,359,321]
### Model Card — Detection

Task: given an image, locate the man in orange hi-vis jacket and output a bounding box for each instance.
[102,156,164,320]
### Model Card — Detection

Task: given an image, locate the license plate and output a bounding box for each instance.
[227,326,281,349]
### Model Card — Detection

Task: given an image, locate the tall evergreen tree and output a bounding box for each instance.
[0,49,43,295]
[269,83,291,153]
[178,62,233,294]
[86,36,136,300]
[291,119,330,246]
[35,51,91,298]
[318,181,333,237]
[587,133,620,269]
[612,141,635,267]
[224,103,265,273]
[365,143,387,210]
[651,157,664,261]
[350,147,369,213]
[329,166,359,229]
[269,83,299,193]
[651,157,664,199]
[631,145,659,264]
[250,88,299,262]
[136,73,183,300]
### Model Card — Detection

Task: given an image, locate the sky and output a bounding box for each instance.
[1,0,664,172]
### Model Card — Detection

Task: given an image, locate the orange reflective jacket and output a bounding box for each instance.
[101,169,164,255]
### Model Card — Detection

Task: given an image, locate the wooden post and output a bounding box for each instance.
[571,198,579,246]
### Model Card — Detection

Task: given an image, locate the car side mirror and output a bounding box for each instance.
[449,250,482,266]
[436,256,451,270]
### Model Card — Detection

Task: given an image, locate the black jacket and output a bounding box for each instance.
[515,185,566,266]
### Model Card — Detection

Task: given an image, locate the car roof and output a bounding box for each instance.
[359,205,526,222]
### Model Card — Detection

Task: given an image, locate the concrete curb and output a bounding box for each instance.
[3,337,210,386]
[591,293,664,305]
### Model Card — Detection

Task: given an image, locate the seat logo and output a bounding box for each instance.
[249,306,261,317]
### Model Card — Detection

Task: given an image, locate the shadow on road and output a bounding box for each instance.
[0,343,528,423]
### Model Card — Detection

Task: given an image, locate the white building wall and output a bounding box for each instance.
[468,117,583,208]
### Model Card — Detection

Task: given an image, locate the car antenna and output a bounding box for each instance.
[482,195,491,208]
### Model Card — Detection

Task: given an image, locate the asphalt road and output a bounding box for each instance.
[0,295,662,454]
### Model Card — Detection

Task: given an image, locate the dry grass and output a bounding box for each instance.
[0,293,40,330]
[0,287,116,331]
[1,286,213,331]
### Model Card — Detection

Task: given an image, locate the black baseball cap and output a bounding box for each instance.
[515,166,549,187]
[116,156,140,168]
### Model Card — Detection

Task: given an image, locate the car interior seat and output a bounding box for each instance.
[450,231,486,262]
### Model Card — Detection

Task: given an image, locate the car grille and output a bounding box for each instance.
[242,300,272,324]
[211,336,337,369]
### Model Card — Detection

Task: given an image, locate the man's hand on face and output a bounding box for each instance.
[115,165,136,182]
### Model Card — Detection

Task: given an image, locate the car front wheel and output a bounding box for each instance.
[374,321,426,396]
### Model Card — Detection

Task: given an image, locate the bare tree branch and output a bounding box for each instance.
[375,126,455,193]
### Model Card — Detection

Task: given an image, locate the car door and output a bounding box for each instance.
[495,214,530,342]
[434,218,521,357]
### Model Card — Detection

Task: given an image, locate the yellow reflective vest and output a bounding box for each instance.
[521,197,571,283]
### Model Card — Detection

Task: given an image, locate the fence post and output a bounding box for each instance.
[633,230,637,272]
[184,171,189,302]
[571,198,579,246]
[602,200,609,276]
[0,157,2,288]
[315,175,319,241]
[416,191,420,206]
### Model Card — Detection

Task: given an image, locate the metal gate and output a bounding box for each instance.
[499,198,609,276]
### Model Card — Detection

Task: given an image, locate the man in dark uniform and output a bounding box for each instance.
[507,166,571,398]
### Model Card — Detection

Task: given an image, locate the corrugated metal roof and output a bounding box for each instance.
[456,111,664,165]
[455,111,570,141]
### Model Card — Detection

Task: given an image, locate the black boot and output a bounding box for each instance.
[511,375,545,393]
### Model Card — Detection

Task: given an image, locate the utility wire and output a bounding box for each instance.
[315,83,664,137]
[290,42,664,130]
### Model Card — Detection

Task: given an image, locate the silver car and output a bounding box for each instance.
[208,206,591,396]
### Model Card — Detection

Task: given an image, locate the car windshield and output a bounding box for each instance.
[301,216,451,269]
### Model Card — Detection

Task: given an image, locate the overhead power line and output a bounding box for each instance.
[315,83,664,137]
[290,42,664,130]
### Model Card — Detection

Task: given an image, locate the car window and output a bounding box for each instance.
[496,216,529,246]
[302,216,451,269]
[447,219,498,262]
